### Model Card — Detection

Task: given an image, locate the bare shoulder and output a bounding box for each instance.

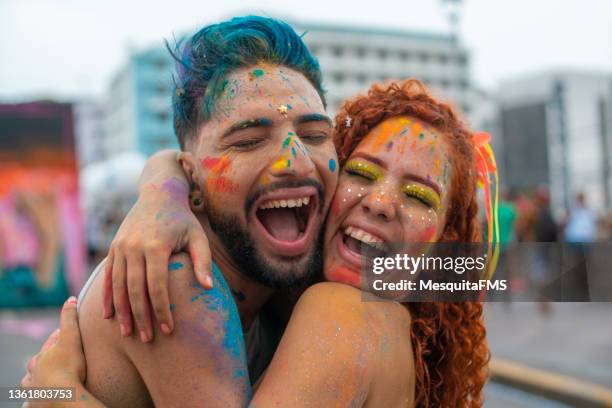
[252,282,414,407]
[296,282,411,333]
[78,260,152,407]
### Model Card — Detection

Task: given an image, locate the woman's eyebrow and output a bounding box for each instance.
[222,118,273,138]
[350,152,441,195]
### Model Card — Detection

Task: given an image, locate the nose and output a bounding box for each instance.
[361,186,397,222]
[269,135,315,179]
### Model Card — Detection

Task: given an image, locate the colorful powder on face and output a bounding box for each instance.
[202,156,222,170]
[282,136,292,149]
[291,147,297,158]
[207,177,239,193]
[328,158,337,172]
[249,68,265,80]
[419,133,425,140]
[169,262,184,271]
[272,156,291,171]
[169,303,175,310]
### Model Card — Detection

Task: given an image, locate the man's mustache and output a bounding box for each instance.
[245,179,325,215]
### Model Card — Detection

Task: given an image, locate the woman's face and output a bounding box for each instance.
[323,115,453,288]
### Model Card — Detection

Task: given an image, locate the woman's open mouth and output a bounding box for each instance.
[336,225,389,271]
[252,186,319,257]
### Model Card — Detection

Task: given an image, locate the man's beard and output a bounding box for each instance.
[204,204,323,289]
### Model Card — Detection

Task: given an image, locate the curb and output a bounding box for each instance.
[489,357,612,408]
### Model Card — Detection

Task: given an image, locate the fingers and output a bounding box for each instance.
[58,297,81,350]
[189,228,213,289]
[112,254,132,338]
[102,251,115,319]
[145,248,174,335]
[41,329,60,352]
[126,254,153,343]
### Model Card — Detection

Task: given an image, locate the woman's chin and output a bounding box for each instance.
[324,264,362,288]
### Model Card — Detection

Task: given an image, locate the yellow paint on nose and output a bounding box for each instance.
[272,156,291,171]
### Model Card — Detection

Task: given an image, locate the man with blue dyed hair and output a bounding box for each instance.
[41,15,338,406]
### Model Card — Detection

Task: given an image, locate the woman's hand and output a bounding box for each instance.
[21,297,104,407]
[101,150,213,343]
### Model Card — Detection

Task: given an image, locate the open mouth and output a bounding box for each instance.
[342,226,389,259]
[252,186,318,256]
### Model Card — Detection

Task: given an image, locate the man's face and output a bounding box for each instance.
[190,64,338,288]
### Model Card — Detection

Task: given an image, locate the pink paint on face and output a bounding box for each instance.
[323,116,453,289]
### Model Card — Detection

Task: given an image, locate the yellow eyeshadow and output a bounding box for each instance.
[402,184,441,210]
[344,160,384,181]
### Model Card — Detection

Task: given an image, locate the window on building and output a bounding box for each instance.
[439,54,449,64]
[154,58,167,70]
[399,50,410,61]
[331,46,343,58]
[377,49,388,60]
[156,111,169,122]
[155,82,168,94]
[333,72,346,83]
[310,45,320,55]
[456,54,468,65]
[356,74,367,84]
[355,47,366,58]
[440,79,450,89]
[419,52,430,63]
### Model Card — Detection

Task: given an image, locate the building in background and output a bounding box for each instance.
[497,70,612,215]
[74,100,108,167]
[103,19,479,158]
[293,21,474,117]
[105,46,176,158]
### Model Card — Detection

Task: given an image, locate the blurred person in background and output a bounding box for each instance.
[533,185,558,314]
[495,186,517,301]
[561,192,595,300]
[564,192,596,246]
[0,188,70,307]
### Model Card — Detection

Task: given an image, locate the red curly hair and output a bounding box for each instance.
[334,79,490,407]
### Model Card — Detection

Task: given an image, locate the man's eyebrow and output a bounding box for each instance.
[294,113,333,127]
[222,118,273,138]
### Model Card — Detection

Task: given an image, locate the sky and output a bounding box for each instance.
[1,0,611,101]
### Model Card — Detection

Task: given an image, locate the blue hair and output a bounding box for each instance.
[168,15,326,148]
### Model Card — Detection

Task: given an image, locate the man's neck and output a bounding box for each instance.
[209,239,274,330]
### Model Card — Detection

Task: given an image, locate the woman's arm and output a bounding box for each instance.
[102,149,213,341]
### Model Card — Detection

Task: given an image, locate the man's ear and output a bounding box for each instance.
[177,152,205,212]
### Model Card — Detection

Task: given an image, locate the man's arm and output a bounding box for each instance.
[81,253,250,407]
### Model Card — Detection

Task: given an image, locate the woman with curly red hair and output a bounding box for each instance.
[332,79,489,407]
[25,78,489,407]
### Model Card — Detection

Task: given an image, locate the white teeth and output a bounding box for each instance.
[343,226,386,250]
[258,196,312,210]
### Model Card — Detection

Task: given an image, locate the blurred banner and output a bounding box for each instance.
[0,102,85,308]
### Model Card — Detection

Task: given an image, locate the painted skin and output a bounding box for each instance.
[26,113,455,407]
[325,116,452,288]
[56,64,339,407]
